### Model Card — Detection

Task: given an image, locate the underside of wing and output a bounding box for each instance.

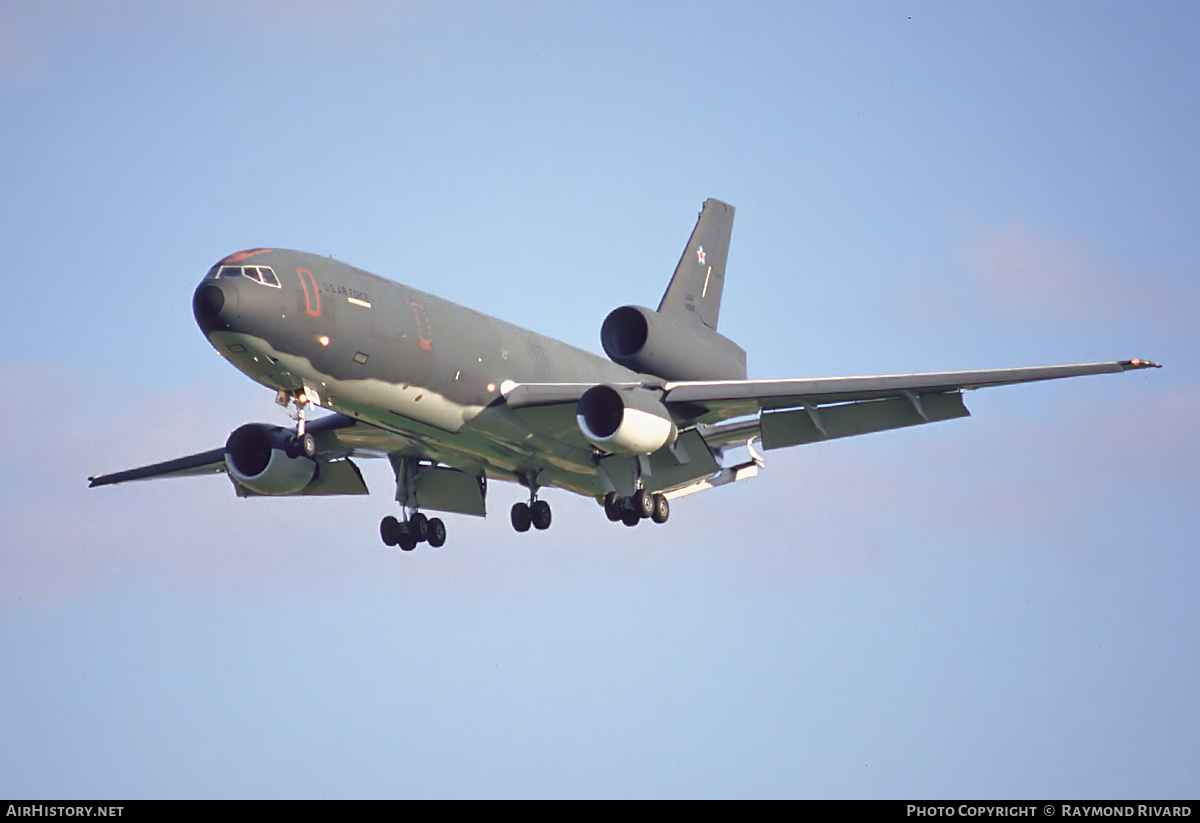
[498,359,1160,464]
[88,412,371,497]
[88,449,228,485]
[668,359,1158,445]
[667,359,1161,449]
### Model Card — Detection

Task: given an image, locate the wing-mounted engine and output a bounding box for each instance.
[576,384,678,455]
[225,423,318,495]
[600,305,747,381]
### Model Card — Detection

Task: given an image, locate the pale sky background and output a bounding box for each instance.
[2,0,1197,799]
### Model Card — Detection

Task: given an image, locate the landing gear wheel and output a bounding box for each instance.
[511,502,532,532]
[651,493,670,524]
[621,507,641,527]
[408,512,429,542]
[300,432,316,459]
[380,515,401,546]
[604,492,623,522]
[530,499,552,530]
[633,489,655,519]
[426,517,446,548]
[397,528,417,551]
[285,436,301,459]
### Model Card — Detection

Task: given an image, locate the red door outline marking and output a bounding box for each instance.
[411,302,432,351]
[297,268,321,316]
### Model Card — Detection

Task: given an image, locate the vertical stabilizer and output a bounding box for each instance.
[657,198,735,331]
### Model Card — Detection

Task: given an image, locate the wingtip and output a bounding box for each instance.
[1121,358,1162,370]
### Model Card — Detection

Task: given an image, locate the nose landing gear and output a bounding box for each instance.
[278,389,317,458]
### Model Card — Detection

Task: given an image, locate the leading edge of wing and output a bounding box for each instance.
[88,448,227,487]
[663,359,1161,409]
[499,380,641,409]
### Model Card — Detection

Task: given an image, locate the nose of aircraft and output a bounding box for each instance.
[192,278,238,334]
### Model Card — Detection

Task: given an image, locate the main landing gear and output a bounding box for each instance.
[380,512,447,551]
[604,490,669,527]
[510,473,552,534]
[510,498,552,533]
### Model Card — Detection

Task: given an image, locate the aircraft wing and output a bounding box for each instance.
[664,358,1158,413]
[88,449,227,486]
[87,412,370,496]
[663,358,1161,450]
[503,359,1160,453]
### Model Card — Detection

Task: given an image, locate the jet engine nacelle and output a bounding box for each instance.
[576,385,677,455]
[225,423,316,495]
[600,305,747,381]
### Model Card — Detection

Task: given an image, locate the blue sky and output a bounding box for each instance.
[2,0,1197,798]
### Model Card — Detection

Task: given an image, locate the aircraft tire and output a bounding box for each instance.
[621,508,641,527]
[511,502,532,533]
[531,500,552,530]
[604,492,623,522]
[651,493,669,524]
[301,432,316,459]
[397,528,417,551]
[408,512,429,542]
[380,515,401,546]
[427,518,446,548]
[285,436,301,459]
[633,489,655,519]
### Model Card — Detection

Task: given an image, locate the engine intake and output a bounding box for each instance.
[225,424,316,495]
[576,385,677,455]
[600,305,747,381]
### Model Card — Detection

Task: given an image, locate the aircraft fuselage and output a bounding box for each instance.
[192,248,635,495]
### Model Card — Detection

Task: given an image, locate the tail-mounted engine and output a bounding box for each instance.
[225,423,317,495]
[600,305,747,381]
[576,385,677,455]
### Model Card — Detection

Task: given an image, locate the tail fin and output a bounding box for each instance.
[657,198,735,331]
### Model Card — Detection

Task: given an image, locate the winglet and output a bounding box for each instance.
[657,199,735,331]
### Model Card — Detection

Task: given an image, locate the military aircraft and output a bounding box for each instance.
[88,199,1159,550]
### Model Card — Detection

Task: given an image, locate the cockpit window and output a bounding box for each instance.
[215,265,281,288]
